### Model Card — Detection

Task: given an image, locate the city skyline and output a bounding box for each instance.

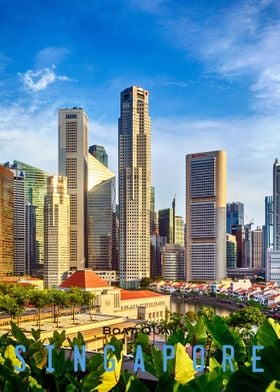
[1,1,280,225]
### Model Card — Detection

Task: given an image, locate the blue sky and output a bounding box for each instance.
[1,0,280,225]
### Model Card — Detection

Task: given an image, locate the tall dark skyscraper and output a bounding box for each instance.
[273,159,280,251]
[89,145,108,168]
[158,198,175,244]
[118,86,151,289]
[226,202,244,234]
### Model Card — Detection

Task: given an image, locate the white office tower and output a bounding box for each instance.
[186,151,227,281]
[44,176,70,288]
[118,86,151,289]
[87,152,116,271]
[58,108,88,268]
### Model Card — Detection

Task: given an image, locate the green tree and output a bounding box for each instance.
[49,289,68,328]
[67,287,84,324]
[29,289,49,329]
[82,291,95,321]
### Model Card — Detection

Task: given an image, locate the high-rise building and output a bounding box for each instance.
[252,226,263,269]
[266,249,280,284]
[10,166,26,275]
[162,244,185,281]
[150,234,161,278]
[87,153,116,271]
[89,145,108,167]
[58,108,88,269]
[118,86,151,288]
[159,198,175,244]
[0,165,14,277]
[263,196,273,266]
[273,158,280,251]
[226,202,244,234]
[185,150,226,281]
[44,176,70,288]
[244,223,252,268]
[175,216,185,246]
[231,224,245,268]
[25,203,36,275]
[226,233,237,269]
[14,160,50,268]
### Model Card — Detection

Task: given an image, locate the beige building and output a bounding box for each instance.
[186,150,226,281]
[118,86,151,288]
[0,165,14,277]
[60,269,169,323]
[252,226,263,269]
[58,108,88,268]
[44,176,70,288]
[175,216,185,246]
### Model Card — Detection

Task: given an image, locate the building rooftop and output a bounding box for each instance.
[60,269,108,289]
[120,289,163,300]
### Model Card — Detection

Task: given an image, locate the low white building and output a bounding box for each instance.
[267,250,280,285]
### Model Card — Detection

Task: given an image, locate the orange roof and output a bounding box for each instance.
[120,289,163,300]
[60,269,108,289]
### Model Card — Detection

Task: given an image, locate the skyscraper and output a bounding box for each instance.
[185,150,226,281]
[44,176,70,288]
[118,86,151,288]
[0,165,14,277]
[89,145,108,167]
[263,196,273,266]
[14,160,50,268]
[162,244,185,281]
[226,202,244,234]
[252,226,263,269]
[10,166,26,275]
[159,201,175,244]
[226,233,237,269]
[25,203,36,275]
[273,158,280,251]
[175,216,185,246]
[87,153,116,271]
[58,108,88,269]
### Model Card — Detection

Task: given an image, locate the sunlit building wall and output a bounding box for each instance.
[59,108,88,268]
[119,86,151,288]
[44,176,70,288]
[0,165,14,277]
[87,153,116,271]
[186,150,226,281]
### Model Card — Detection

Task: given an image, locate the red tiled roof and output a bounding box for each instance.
[120,289,163,300]
[60,269,108,289]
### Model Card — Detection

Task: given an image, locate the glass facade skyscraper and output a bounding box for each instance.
[226,202,244,234]
[87,153,116,271]
[89,145,108,167]
[263,196,273,266]
[273,159,280,250]
[14,160,50,267]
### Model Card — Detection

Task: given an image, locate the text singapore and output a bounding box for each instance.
[11,344,265,373]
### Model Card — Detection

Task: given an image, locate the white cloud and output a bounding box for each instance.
[19,66,71,92]
[35,47,69,67]
[138,0,280,111]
